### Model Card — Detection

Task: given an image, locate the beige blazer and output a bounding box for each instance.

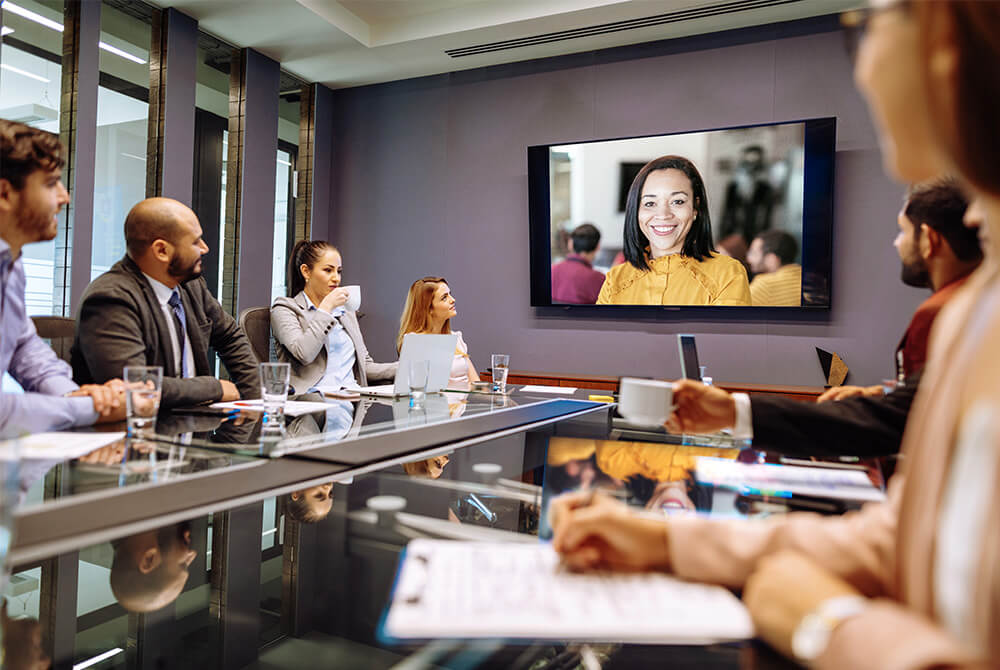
[270,292,397,393]
[665,260,1000,669]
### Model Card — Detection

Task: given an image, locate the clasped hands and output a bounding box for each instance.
[550,490,864,661]
[67,378,126,422]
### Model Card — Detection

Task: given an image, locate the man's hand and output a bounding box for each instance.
[550,490,672,572]
[743,550,863,659]
[68,384,124,418]
[219,379,240,402]
[665,379,737,434]
[816,385,882,403]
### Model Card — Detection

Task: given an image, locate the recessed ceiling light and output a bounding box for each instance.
[0,1,64,32]
[98,41,146,64]
[1,26,13,36]
[1,62,49,83]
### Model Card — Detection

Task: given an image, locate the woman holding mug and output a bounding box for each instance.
[597,155,751,306]
[397,277,479,387]
[271,240,396,394]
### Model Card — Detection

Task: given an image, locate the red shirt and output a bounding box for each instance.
[897,275,971,377]
[551,255,605,304]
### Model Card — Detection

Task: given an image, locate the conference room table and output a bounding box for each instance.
[2,387,887,669]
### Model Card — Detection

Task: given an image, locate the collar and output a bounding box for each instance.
[142,272,178,306]
[0,236,12,268]
[302,291,345,318]
[566,254,593,269]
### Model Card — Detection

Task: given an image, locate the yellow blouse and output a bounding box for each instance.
[596,253,751,306]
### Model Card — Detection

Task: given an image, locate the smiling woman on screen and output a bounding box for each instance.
[596,155,751,306]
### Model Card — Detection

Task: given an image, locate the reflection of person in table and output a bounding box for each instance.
[1,600,49,670]
[402,454,450,479]
[286,483,334,523]
[110,522,197,613]
[596,155,751,306]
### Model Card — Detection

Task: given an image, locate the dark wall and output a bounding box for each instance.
[325,18,926,386]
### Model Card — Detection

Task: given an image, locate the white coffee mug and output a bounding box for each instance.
[618,377,674,427]
[342,285,361,312]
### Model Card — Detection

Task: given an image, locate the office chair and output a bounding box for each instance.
[31,315,76,364]
[238,307,272,364]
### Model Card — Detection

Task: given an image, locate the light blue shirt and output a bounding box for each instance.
[0,237,98,437]
[304,296,358,391]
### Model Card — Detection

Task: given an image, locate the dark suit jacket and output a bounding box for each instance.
[71,256,260,409]
[749,372,919,458]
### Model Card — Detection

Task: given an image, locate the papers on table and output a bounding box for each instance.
[211,399,332,417]
[381,540,753,643]
[312,384,362,400]
[520,385,577,395]
[0,431,126,461]
[695,456,887,502]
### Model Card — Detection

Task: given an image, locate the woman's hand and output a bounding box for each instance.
[550,490,673,572]
[319,287,350,313]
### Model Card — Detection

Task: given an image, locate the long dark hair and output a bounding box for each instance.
[622,155,715,271]
[287,239,337,297]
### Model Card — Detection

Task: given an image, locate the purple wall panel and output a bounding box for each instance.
[330,24,926,386]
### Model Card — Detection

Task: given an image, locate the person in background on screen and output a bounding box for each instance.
[0,119,125,438]
[72,198,259,410]
[271,240,396,396]
[554,3,1000,667]
[746,230,802,306]
[596,155,751,306]
[398,277,479,387]
[551,223,605,304]
[285,482,334,523]
[819,178,982,401]
[718,144,777,253]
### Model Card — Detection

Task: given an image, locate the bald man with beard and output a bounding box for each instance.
[72,198,259,409]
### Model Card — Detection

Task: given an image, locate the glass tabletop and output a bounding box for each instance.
[2,407,887,669]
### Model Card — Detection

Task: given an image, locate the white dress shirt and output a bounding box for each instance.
[142,273,195,378]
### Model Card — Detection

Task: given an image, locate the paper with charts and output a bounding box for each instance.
[382,539,754,643]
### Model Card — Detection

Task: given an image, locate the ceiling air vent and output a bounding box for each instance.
[445,0,805,57]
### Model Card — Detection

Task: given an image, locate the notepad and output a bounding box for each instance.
[381,540,753,643]
[520,385,577,394]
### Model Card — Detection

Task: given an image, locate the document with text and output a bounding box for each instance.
[382,539,754,643]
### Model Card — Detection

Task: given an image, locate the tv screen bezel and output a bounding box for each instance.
[528,116,837,313]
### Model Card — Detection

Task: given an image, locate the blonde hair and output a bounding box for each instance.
[397,276,451,352]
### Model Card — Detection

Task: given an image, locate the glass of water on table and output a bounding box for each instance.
[491,354,510,394]
[124,365,163,438]
[259,362,291,429]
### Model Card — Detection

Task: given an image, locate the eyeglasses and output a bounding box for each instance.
[840,0,912,65]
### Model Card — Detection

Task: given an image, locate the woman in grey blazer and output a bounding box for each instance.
[271,240,396,394]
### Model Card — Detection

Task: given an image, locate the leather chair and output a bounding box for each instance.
[31,315,76,364]
[238,307,272,364]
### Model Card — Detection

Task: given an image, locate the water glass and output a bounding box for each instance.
[491,354,510,394]
[408,359,430,409]
[124,365,163,438]
[259,362,291,428]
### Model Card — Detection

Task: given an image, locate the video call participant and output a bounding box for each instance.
[271,240,396,396]
[398,277,479,387]
[0,120,124,437]
[554,3,1000,667]
[551,223,605,304]
[820,178,982,401]
[110,522,197,613]
[596,155,751,306]
[72,198,259,409]
[747,230,802,306]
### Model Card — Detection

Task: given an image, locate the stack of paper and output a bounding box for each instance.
[382,539,753,643]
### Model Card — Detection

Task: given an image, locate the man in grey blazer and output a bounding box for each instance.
[71,198,259,409]
[271,290,396,394]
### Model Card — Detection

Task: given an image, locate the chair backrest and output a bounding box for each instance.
[31,315,76,364]
[238,307,272,364]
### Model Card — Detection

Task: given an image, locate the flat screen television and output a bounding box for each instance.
[528,117,836,310]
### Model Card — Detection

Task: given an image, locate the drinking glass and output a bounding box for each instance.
[260,362,291,428]
[491,354,510,394]
[124,365,163,438]
[408,359,430,409]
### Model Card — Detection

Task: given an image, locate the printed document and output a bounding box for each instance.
[383,539,753,642]
[695,456,886,502]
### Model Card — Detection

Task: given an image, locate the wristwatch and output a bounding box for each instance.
[791,595,869,662]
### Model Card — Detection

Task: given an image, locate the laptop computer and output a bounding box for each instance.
[358,332,458,398]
